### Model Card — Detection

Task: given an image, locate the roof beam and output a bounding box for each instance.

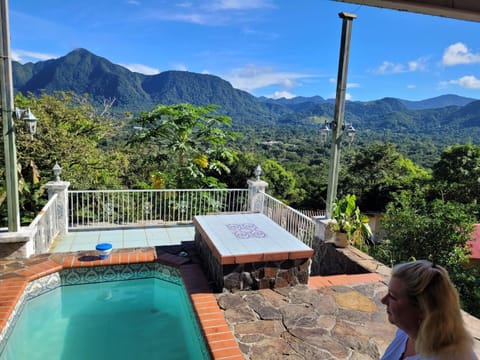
[334,0,480,22]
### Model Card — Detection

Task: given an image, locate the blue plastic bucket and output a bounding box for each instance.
[96,243,113,259]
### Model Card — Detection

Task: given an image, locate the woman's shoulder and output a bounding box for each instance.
[381,329,415,360]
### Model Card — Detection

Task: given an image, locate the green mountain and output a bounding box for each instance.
[13,48,284,126]
[12,48,480,137]
[399,94,477,110]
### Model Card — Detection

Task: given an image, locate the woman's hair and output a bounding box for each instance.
[392,260,473,357]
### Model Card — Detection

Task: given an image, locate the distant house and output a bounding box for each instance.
[468,224,480,268]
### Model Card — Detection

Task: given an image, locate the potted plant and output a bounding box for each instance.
[327,194,372,248]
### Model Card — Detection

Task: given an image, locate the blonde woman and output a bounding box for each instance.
[381,260,478,360]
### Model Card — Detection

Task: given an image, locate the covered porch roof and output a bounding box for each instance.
[334,0,480,22]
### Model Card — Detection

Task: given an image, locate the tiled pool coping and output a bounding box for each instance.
[0,248,244,360]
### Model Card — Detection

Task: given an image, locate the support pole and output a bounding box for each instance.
[325,12,356,219]
[0,0,20,232]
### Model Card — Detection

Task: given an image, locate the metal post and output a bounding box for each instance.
[0,0,20,232]
[325,12,356,219]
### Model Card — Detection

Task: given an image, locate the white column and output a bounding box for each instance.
[247,178,268,213]
[45,181,71,234]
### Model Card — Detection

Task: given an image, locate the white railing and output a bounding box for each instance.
[68,189,249,228]
[29,193,60,253]
[67,188,322,248]
[261,192,318,248]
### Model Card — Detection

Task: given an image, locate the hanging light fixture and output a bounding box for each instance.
[320,120,356,145]
[345,123,356,144]
[14,107,38,139]
[319,122,331,144]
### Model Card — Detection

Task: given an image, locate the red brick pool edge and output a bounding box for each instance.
[0,248,244,360]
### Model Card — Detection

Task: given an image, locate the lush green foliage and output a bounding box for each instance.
[0,92,127,224]
[374,192,480,316]
[328,194,372,248]
[431,143,480,205]
[340,142,431,213]
[128,104,238,189]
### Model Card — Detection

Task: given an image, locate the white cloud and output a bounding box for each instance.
[224,64,314,91]
[407,84,416,89]
[272,91,295,99]
[328,78,357,100]
[173,63,188,71]
[159,12,213,25]
[176,2,193,8]
[121,63,160,75]
[440,75,480,89]
[328,78,360,89]
[408,58,428,71]
[373,61,405,74]
[148,0,273,25]
[328,92,352,100]
[442,42,480,66]
[12,49,57,63]
[126,0,140,5]
[212,0,274,10]
[372,57,428,75]
[148,0,275,26]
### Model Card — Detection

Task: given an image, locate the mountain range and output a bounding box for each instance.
[12,48,480,132]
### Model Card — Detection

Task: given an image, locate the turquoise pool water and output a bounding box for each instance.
[1,278,210,360]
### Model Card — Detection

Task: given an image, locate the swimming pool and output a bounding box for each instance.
[0,263,211,360]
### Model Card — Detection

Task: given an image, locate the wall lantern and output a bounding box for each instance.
[14,107,38,139]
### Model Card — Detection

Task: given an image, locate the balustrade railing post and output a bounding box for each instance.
[45,179,70,235]
[247,166,268,213]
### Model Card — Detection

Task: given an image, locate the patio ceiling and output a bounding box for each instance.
[334,0,480,22]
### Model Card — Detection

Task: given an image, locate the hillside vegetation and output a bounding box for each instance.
[13,48,480,168]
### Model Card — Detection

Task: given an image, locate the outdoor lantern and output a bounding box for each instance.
[14,107,38,139]
[53,163,62,182]
[23,108,37,137]
[345,123,356,144]
[319,122,331,144]
[254,165,262,180]
[320,120,356,146]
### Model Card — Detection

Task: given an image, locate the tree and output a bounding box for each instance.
[129,104,238,189]
[217,152,261,189]
[0,92,127,225]
[376,192,480,317]
[431,143,480,206]
[261,159,303,204]
[340,142,430,213]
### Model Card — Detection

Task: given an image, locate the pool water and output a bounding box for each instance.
[1,278,210,360]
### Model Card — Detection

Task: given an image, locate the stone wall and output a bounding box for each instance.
[0,230,33,259]
[310,239,369,276]
[0,242,27,259]
[195,230,310,292]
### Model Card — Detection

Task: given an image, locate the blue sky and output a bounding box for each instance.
[8,0,480,101]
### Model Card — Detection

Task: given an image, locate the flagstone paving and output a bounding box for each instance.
[216,277,396,359]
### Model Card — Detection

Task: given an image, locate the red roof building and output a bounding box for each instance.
[468,224,480,260]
